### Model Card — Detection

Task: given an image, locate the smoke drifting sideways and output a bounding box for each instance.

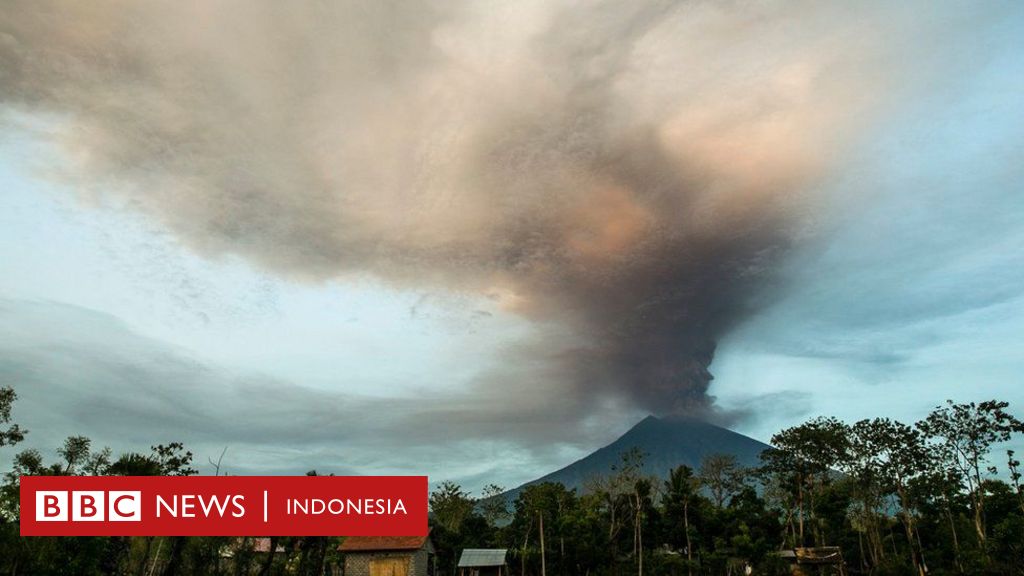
[0,1,967,417]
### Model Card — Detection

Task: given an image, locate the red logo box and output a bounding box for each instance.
[21,476,427,536]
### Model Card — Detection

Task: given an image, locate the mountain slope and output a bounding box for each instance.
[504,415,771,500]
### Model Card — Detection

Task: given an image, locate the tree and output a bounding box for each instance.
[918,400,1024,551]
[152,442,198,476]
[852,418,932,575]
[0,386,26,448]
[609,448,651,575]
[664,465,701,576]
[59,436,89,472]
[841,426,885,570]
[107,452,164,476]
[480,483,510,526]
[1,449,47,520]
[430,481,476,533]
[1,399,1020,575]
[766,417,850,547]
[698,454,746,508]
[1008,450,1024,515]
[508,482,579,576]
[583,471,628,566]
[0,386,27,522]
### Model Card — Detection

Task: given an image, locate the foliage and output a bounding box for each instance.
[697,454,747,508]
[430,479,476,533]
[1,387,1022,575]
[0,386,26,448]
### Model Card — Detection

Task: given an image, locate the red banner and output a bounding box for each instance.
[20,475,427,536]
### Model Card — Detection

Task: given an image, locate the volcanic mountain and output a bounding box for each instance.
[503,414,771,501]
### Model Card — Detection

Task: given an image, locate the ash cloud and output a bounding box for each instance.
[0,1,980,416]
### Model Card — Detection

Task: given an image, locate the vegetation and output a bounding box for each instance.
[1,384,1022,574]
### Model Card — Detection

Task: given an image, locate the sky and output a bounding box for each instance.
[1,0,1023,492]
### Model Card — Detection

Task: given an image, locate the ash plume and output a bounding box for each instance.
[0,0,968,417]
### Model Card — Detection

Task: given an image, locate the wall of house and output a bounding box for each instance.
[344,549,433,576]
[410,549,430,576]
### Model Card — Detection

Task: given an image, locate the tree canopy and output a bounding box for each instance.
[1,386,1022,575]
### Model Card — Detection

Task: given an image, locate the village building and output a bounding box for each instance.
[339,534,436,576]
[775,547,847,576]
[457,549,508,576]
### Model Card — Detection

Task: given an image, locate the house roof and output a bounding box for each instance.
[458,549,508,567]
[339,534,430,552]
[794,547,844,565]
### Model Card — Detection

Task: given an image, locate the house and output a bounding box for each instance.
[774,547,847,576]
[457,549,508,576]
[339,533,435,576]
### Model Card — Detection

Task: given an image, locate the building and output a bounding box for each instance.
[775,547,847,576]
[457,549,507,576]
[339,534,435,576]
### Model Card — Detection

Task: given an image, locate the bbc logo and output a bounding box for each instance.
[36,491,141,522]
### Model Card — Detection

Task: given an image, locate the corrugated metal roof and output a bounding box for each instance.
[339,535,429,552]
[458,549,507,567]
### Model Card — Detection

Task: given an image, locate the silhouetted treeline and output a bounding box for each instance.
[1,385,1022,575]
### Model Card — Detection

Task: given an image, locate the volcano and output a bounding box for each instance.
[503,414,771,500]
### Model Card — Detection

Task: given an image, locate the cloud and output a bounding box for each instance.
[0,299,633,485]
[0,0,1008,419]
